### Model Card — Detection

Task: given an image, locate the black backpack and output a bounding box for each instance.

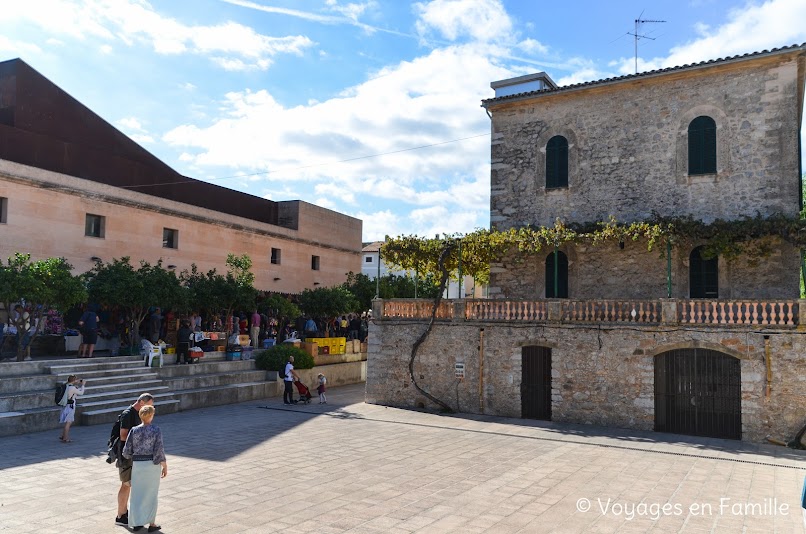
[105,414,123,465]
[55,382,68,406]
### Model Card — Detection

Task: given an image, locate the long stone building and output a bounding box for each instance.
[0,59,361,292]
[367,43,806,443]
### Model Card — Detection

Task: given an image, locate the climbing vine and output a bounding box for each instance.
[381,213,806,281]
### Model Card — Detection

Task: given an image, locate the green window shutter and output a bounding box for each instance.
[545,251,569,298]
[546,136,568,188]
[689,246,718,298]
[688,116,716,175]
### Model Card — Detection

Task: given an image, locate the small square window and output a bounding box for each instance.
[0,197,7,224]
[271,248,281,265]
[365,256,373,263]
[85,213,105,238]
[311,255,320,271]
[163,228,178,249]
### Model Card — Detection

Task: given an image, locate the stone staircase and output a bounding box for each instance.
[0,354,280,437]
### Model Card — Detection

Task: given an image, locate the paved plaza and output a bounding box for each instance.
[1,383,804,533]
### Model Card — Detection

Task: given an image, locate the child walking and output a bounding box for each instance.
[317,373,327,404]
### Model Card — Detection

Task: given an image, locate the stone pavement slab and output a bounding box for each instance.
[0,383,804,533]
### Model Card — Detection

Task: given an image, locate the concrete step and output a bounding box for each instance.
[82,379,165,395]
[0,406,62,437]
[173,382,277,411]
[51,366,156,380]
[80,399,181,426]
[0,375,58,394]
[69,373,160,387]
[46,360,147,374]
[162,371,269,391]
[76,391,177,416]
[0,379,168,411]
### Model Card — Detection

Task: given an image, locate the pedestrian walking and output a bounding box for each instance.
[58,375,85,442]
[115,393,155,527]
[122,404,167,532]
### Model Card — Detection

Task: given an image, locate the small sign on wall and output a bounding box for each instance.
[455,362,465,379]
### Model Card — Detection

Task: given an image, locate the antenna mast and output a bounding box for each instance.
[628,13,666,74]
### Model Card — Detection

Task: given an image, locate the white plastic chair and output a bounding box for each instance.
[141,339,163,368]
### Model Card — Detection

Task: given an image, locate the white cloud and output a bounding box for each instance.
[353,210,400,241]
[180,82,196,91]
[117,117,145,131]
[414,0,512,43]
[0,35,43,55]
[0,0,315,71]
[162,43,502,238]
[517,38,548,55]
[604,0,806,77]
[130,133,155,144]
[99,43,113,54]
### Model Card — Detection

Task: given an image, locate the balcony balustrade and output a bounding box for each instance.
[378,298,802,327]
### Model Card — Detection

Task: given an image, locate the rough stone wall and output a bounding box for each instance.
[487,54,803,299]
[367,318,806,443]
[489,239,800,299]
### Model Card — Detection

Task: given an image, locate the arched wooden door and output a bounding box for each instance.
[522,346,551,420]
[654,348,741,439]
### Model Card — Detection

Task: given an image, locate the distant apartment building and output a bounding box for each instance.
[0,59,361,292]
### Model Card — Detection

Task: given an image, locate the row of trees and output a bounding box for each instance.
[0,252,440,361]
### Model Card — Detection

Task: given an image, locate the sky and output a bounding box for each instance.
[1,0,805,242]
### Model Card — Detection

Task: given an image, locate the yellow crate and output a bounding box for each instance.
[307,337,346,355]
[166,347,176,354]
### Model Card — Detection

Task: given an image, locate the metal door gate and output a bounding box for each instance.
[522,346,551,420]
[654,348,741,440]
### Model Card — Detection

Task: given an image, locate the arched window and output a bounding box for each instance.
[546,135,568,188]
[688,116,716,175]
[689,246,718,298]
[545,250,568,298]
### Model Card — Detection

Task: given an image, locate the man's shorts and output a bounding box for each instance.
[82,329,99,345]
[118,458,132,483]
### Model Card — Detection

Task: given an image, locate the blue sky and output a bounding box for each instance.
[2,0,805,242]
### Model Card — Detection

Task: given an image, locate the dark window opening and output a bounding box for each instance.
[689,246,718,298]
[546,135,569,188]
[85,214,104,238]
[365,256,373,263]
[271,248,281,265]
[311,255,320,271]
[0,197,7,224]
[163,228,178,249]
[545,250,568,298]
[688,116,717,175]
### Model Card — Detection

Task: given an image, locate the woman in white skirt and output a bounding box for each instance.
[58,375,85,442]
[122,405,167,532]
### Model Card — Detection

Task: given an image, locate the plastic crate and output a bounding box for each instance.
[225,351,242,361]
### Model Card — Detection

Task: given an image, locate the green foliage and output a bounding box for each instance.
[382,213,806,282]
[255,344,314,374]
[86,257,184,348]
[178,254,257,323]
[259,294,300,321]
[298,286,358,318]
[341,272,441,310]
[0,253,87,360]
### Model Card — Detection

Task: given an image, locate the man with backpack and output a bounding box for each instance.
[115,393,154,526]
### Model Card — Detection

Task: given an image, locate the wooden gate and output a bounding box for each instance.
[654,348,741,440]
[522,346,552,420]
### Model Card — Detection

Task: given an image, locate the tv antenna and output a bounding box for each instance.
[628,11,666,74]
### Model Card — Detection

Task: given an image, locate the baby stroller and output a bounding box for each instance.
[294,380,313,404]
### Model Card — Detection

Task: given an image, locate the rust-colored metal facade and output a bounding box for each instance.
[0,59,279,226]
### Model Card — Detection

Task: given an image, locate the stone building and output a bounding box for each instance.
[0,59,361,292]
[367,44,806,443]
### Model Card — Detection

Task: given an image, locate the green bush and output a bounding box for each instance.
[255,344,314,374]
